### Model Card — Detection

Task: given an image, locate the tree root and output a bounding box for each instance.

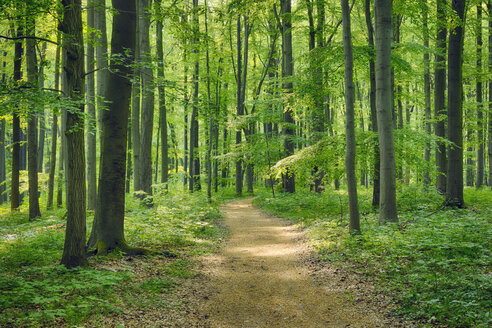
[87,239,177,258]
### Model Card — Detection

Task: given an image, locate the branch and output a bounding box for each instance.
[0,35,58,45]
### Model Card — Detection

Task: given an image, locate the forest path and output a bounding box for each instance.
[198,198,396,328]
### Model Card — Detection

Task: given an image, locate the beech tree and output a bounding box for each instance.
[375,0,398,223]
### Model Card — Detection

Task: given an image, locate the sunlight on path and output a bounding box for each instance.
[201,198,387,328]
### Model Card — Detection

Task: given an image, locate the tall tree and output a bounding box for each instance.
[280,0,295,193]
[138,0,154,196]
[156,0,168,186]
[364,0,380,206]
[0,44,6,204]
[37,42,47,173]
[189,0,200,191]
[95,0,108,142]
[375,0,398,223]
[11,19,22,211]
[60,0,87,268]
[86,0,97,210]
[445,0,466,207]
[26,9,41,220]
[434,0,447,193]
[235,16,244,195]
[423,0,432,185]
[488,0,492,187]
[341,0,360,233]
[475,3,484,188]
[88,0,142,254]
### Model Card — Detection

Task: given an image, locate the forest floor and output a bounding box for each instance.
[151,198,413,328]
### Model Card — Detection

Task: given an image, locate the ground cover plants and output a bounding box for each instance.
[0,188,226,327]
[254,185,492,328]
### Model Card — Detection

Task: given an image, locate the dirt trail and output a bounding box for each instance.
[199,198,395,328]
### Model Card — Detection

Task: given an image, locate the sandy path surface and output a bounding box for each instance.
[200,198,397,328]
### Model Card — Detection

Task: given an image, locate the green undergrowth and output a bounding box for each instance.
[0,188,226,327]
[254,185,491,328]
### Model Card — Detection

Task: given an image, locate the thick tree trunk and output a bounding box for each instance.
[86,0,97,210]
[341,0,360,233]
[445,0,466,207]
[375,0,398,223]
[88,0,143,255]
[138,0,154,196]
[26,13,41,220]
[280,0,295,193]
[156,0,168,186]
[60,0,87,268]
[11,23,23,211]
[435,0,447,193]
[476,3,484,188]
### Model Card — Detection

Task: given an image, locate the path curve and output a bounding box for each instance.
[200,198,394,328]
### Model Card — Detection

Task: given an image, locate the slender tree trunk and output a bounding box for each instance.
[476,3,484,188]
[423,0,432,185]
[435,0,447,193]
[138,0,154,196]
[26,12,41,220]
[341,0,360,233]
[0,46,6,204]
[88,0,142,255]
[156,0,168,186]
[60,0,87,268]
[365,0,380,206]
[205,0,213,199]
[488,0,492,187]
[11,23,23,211]
[86,0,97,210]
[189,0,200,192]
[375,0,398,223]
[235,17,243,195]
[280,0,295,193]
[46,37,59,208]
[37,42,47,173]
[445,0,466,207]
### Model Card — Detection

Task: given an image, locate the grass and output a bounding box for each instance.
[0,187,226,327]
[254,184,491,328]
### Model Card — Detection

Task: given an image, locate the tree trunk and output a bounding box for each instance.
[11,23,23,211]
[365,0,380,206]
[86,0,97,210]
[189,0,200,192]
[476,3,484,188]
[488,0,492,187]
[205,0,212,199]
[37,42,47,173]
[423,0,431,185]
[434,0,447,193]
[60,0,87,268]
[156,0,168,186]
[0,44,7,203]
[138,0,154,196]
[235,17,243,195]
[341,0,360,233]
[280,0,295,193]
[26,12,41,220]
[375,0,398,223]
[88,0,143,255]
[445,0,466,207]
[95,0,108,144]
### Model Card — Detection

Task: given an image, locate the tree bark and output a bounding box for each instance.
[26,12,41,221]
[365,0,380,206]
[156,0,168,186]
[37,42,47,173]
[434,0,447,193]
[11,23,23,211]
[86,0,97,210]
[423,0,432,185]
[445,0,466,207]
[138,0,154,196]
[280,0,295,193]
[341,0,360,233]
[488,0,492,187]
[476,3,484,188]
[189,0,200,192]
[95,0,108,144]
[235,17,243,195]
[88,0,143,255]
[375,0,398,223]
[0,46,6,204]
[60,0,87,268]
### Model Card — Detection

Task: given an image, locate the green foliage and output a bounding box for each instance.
[255,186,492,327]
[0,188,225,327]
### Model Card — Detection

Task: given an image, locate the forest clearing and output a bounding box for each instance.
[0,0,491,327]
